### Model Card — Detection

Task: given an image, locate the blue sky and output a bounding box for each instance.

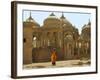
[23,10,91,34]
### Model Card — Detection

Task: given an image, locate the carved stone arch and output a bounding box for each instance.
[32,35,37,48]
[64,33,73,42]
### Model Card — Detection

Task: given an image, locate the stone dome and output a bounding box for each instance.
[81,20,91,41]
[45,13,60,20]
[60,14,74,31]
[82,20,91,30]
[43,13,61,27]
[60,14,72,26]
[25,12,40,28]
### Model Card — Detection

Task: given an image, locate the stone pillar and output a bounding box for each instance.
[23,23,33,64]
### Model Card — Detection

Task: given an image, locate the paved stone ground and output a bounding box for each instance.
[23,59,90,69]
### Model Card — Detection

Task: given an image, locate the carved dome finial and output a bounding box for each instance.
[50,12,55,16]
[88,19,91,25]
[60,12,65,19]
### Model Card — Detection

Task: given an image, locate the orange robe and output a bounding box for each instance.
[51,51,57,65]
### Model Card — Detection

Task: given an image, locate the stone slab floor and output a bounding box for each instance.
[23,59,90,69]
